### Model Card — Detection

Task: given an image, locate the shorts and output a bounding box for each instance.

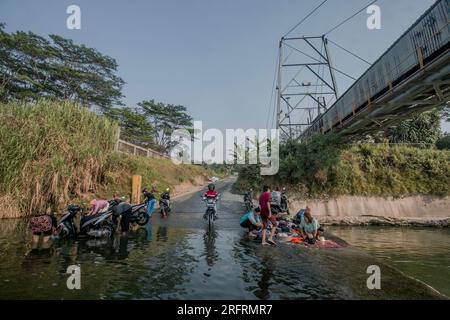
[261,215,277,229]
[240,219,257,231]
[120,209,133,232]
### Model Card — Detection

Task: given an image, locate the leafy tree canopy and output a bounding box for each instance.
[0,23,124,111]
[138,99,194,152]
[105,107,156,148]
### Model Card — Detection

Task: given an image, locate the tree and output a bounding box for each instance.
[106,107,155,148]
[388,109,441,147]
[0,23,124,111]
[138,100,193,152]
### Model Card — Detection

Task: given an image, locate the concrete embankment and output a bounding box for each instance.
[290,195,450,227]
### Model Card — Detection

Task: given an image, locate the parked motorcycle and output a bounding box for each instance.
[243,191,254,212]
[129,203,150,225]
[55,203,115,239]
[270,193,289,215]
[280,192,290,214]
[55,204,82,239]
[55,199,149,239]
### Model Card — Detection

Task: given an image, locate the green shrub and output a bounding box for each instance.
[234,136,450,198]
[0,99,213,216]
[436,135,450,150]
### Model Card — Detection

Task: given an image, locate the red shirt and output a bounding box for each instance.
[204,190,218,198]
[259,192,271,217]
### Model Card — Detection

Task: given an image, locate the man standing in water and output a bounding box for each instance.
[259,185,277,246]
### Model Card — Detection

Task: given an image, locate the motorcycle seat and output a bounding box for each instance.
[81,211,105,223]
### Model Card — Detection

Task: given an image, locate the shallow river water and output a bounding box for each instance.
[0,180,448,299]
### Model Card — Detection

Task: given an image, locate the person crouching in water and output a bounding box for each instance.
[240,207,263,237]
[299,207,324,244]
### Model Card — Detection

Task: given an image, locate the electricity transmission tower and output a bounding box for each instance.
[276,35,339,141]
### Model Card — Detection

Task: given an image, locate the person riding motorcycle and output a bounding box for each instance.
[159,188,171,217]
[203,183,219,220]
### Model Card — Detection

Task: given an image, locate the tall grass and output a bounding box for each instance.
[0,100,118,215]
[99,153,209,200]
[0,99,215,217]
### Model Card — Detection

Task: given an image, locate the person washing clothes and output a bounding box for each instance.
[89,199,109,216]
[240,207,263,235]
[299,207,324,244]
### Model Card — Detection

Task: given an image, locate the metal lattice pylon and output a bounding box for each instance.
[276,35,339,141]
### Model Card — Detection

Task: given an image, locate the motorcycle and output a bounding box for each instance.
[280,192,290,214]
[270,193,289,215]
[55,203,115,239]
[159,192,171,217]
[243,191,254,212]
[129,203,150,225]
[55,204,82,239]
[56,199,149,239]
[202,195,219,229]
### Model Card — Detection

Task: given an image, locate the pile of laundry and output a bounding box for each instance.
[274,219,343,249]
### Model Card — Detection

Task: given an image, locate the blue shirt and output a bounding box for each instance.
[300,216,319,234]
[240,211,262,225]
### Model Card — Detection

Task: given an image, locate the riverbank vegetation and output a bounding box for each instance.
[234,133,450,199]
[0,100,211,218]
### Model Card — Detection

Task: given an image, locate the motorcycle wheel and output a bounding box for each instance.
[106,225,115,238]
[208,212,213,229]
[136,212,149,226]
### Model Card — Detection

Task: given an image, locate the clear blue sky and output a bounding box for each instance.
[1,0,448,132]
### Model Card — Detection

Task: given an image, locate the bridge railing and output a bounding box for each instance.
[114,128,170,159]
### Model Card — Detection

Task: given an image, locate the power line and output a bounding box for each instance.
[327,38,372,65]
[266,54,279,129]
[283,0,329,38]
[325,0,378,35]
[283,42,357,81]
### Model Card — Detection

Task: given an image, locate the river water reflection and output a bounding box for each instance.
[0,218,446,300]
